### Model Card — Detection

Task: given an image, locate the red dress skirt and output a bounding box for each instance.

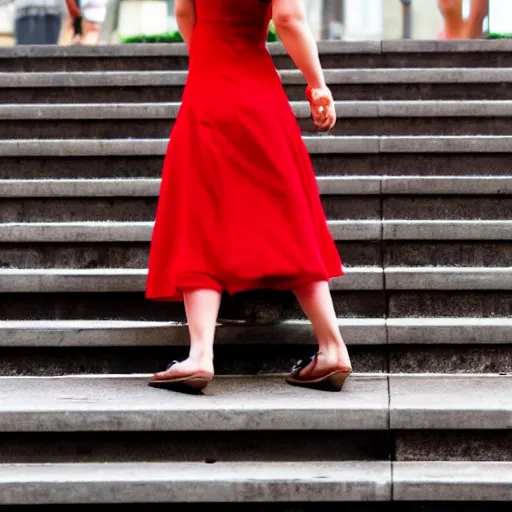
[146,0,343,301]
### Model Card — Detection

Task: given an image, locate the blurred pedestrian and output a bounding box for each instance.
[62,0,106,45]
[438,0,488,39]
[13,0,65,45]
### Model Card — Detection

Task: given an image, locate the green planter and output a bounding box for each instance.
[487,32,512,38]
[122,27,279,44]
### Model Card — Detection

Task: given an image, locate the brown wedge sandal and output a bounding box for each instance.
[148,361,212,394]
[285,355,352,392]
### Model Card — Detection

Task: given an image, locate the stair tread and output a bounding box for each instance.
[0,317,510,347]
[0,374,509,432]
[3,177,512,197]
[0,460,510,504]
[0,460,390,504]
[2,136,512,157]
[0,374,389,432]
[4,100,512,119]
[3,68,512,86]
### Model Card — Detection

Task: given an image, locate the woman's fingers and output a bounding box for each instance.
[308,87,336,131]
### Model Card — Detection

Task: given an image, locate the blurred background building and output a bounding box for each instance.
[0,0,506,46]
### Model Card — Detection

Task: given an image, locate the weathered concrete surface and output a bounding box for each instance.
[0,220,380,243]
[0,374,389,432]
[0,267,382,292]
[385,267,512,290]
[0,461,392,504]
[395,431,512,461]
[393,461,512,501]
[389,375,512,429]
[0,318,386,347]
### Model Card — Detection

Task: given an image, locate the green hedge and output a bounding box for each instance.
[123,27,278,43]
[488,32,512,39]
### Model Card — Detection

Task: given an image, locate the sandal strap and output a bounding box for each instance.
[291,354,316,374]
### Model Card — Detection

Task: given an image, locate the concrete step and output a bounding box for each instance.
[3,176,512,197]
[0,220,379,242]
[0,461,395,504]
[0,319,385,347]
[3,68,512,103]
[2,267,512,293]
[2,136,512,184]
[1,461,511,505]
[3,136,512,157]
[2,318,511,347]
[0,374,509,432]
[3,40,512,72]
[4,101,512,138]
[2,151,511,181]
[4,195,512,223]
[0,268,380,292]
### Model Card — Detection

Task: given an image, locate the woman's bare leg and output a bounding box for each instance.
[152,288,220,381]
[465,0,488,38]
[438,0,465,39]
[81,19,102,45]
[293,281,352,378]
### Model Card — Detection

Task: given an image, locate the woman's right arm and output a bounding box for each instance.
[272,0,335,130]
[175,0,196,51]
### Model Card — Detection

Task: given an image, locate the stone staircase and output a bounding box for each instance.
[0,40,511,507]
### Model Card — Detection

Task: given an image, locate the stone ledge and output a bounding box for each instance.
[2,68,511,88]
[0,267,383,293]
[1,40,510,59]
[380,135,512,153]
[0,375,389,432]
[382,39,512,53]
[385,266,512,290]
[3,177,512,197]
[5,101,512,120]
[2,136,511,157]
[0,220,380,243]
[383,220,512,240]
[1,318,511,347]
[0,319,387,347]
[389,374,512,430]
[3,220,512,243]
[392,461,512,501]
[387,317,512,345]
[0,137,380,156]
[0,41,382,59]
[0,461,391,504]
[0,460,509,505]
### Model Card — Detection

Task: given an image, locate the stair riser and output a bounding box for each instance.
[5,52,512,72]
[0,291,385,323]
[4,242,512,269]
[0,197,376,223]
[2,154,511,179]
[2,431,510,463]
[0,345,386,376]
[2,290,512,319]
[2,196,511,222]
[0,345,510,375]
[4,117,512,139]
[0,243,376,269]
[2,84,511,104]
[0,431,389,463]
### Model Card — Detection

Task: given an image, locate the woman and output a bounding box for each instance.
[146,0,352,393]
[61,0,106,45]
[438,0,488,39]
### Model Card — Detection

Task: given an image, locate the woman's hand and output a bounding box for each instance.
[306,86,336,131]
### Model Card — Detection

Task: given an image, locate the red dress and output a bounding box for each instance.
[146,0,343,302]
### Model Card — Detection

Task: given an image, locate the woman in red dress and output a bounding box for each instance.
[146,0,352,392]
